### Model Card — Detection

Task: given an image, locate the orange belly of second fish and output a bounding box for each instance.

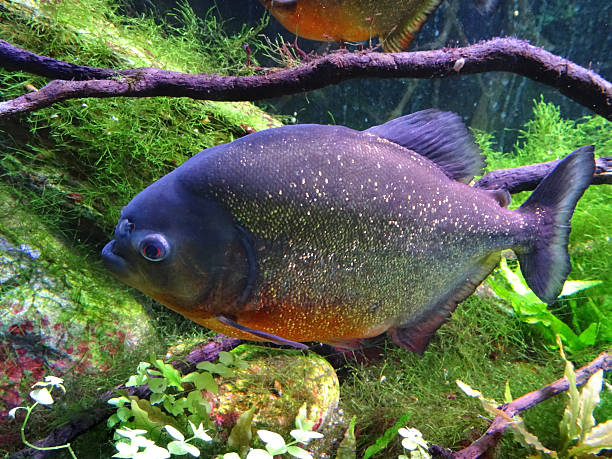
[269,1,375,42]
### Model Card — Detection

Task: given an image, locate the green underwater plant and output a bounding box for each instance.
[456,337,612,458]
[8,376,77,458]
[487,256,603,353]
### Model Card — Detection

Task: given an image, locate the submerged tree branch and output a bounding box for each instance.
[431,349,612,459]
[0,37,610,119]
[474,154,612,192]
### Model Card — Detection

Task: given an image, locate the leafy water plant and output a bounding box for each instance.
[487,256,602,353]
[8,376,77,458]
[456,337,612,457]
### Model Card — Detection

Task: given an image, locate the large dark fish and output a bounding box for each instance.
[102,110,594,353]
[259,0,500,52]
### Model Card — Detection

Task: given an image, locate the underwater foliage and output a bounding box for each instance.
[0,0,280,238]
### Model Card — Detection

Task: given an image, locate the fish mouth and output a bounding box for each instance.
[101,240,131,279]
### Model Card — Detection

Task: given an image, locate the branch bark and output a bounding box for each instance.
[1,37,610,119]
[431,349,612,459]
[474,154,612,192]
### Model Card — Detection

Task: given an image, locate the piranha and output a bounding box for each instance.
[102,110,594,354]
[259,0,500,52]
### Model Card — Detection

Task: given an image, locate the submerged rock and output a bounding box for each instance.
[0,185,158,449]
[205,344,343,453]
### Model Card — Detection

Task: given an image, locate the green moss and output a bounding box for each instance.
[0,0,280,236]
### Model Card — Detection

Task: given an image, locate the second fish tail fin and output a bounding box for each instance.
[516,146,595,303]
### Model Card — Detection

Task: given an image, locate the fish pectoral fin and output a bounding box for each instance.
[380,0,443,52]
[216,315,308,350]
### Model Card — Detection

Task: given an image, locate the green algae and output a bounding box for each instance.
[0,0,280,235]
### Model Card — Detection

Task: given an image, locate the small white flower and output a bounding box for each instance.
[246,449,273,459]
[8,407,25,418]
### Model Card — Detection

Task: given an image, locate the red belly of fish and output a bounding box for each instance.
[274,3,373,42]
[184,295,388,345]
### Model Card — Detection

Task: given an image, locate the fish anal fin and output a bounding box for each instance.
[391,252,501,354]
[324,337,363,351]
[381,0,443,52]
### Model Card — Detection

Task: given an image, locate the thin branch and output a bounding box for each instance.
[0,37,610,119]
[431,349,612,459]
[474,155,612,192]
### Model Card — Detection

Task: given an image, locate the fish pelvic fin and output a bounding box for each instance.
[390,252,501,354]
[380,0,443,52]
[516,146,595,303]
[365,109,485,183]
[216,315,308,350]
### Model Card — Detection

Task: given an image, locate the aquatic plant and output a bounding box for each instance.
[0,0,280,240]
[487,256,602,353]
[456,338,612,458]
[8,376,77,458]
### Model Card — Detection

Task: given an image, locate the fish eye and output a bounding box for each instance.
[139,234,170,262]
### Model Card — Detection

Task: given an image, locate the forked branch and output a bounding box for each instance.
[0,37,610,119]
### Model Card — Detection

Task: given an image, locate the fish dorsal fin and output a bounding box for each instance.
[380,0,443,52]
[365,109,485,184]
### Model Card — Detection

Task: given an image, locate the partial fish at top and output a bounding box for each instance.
[260,0,500,52]
[102,110,595,354]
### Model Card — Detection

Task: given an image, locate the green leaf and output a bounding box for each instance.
[130,399,177,432]
[290,429,324,443]
[126,373,147,387]
[287,445,313,459]
[335,416,356,459]
[183,371,218,393]
[150,393,164,405]
[228,406,256,450]
[108,396,130,407]
[258,430,287,454]
[559,344,580,451]
[504,381,513,404]
[507,418,558,458]
[147,377,168,394]
[194,362,233,377]
[577,369,603,443]
[117,406,132,422]
[577,323,598,347]
[30,388,53,405]
[164,425,185,441]
[560,280,602,297]
[154,360,183,390]
[570,419,612,455]
[107,413,120,428]
[189,421,212,442]
[363,411,411,459]
[167,440,200,456]
[218,351,234,365]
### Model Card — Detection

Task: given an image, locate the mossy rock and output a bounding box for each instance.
[0,183,160,450]
[206,345,341,438]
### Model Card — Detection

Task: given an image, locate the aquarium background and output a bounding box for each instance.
[0,0,610,456]
[128,0,611,150]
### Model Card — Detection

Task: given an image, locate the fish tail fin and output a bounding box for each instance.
[516,146,595,303]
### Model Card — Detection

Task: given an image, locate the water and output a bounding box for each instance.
[129,0,611,150]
